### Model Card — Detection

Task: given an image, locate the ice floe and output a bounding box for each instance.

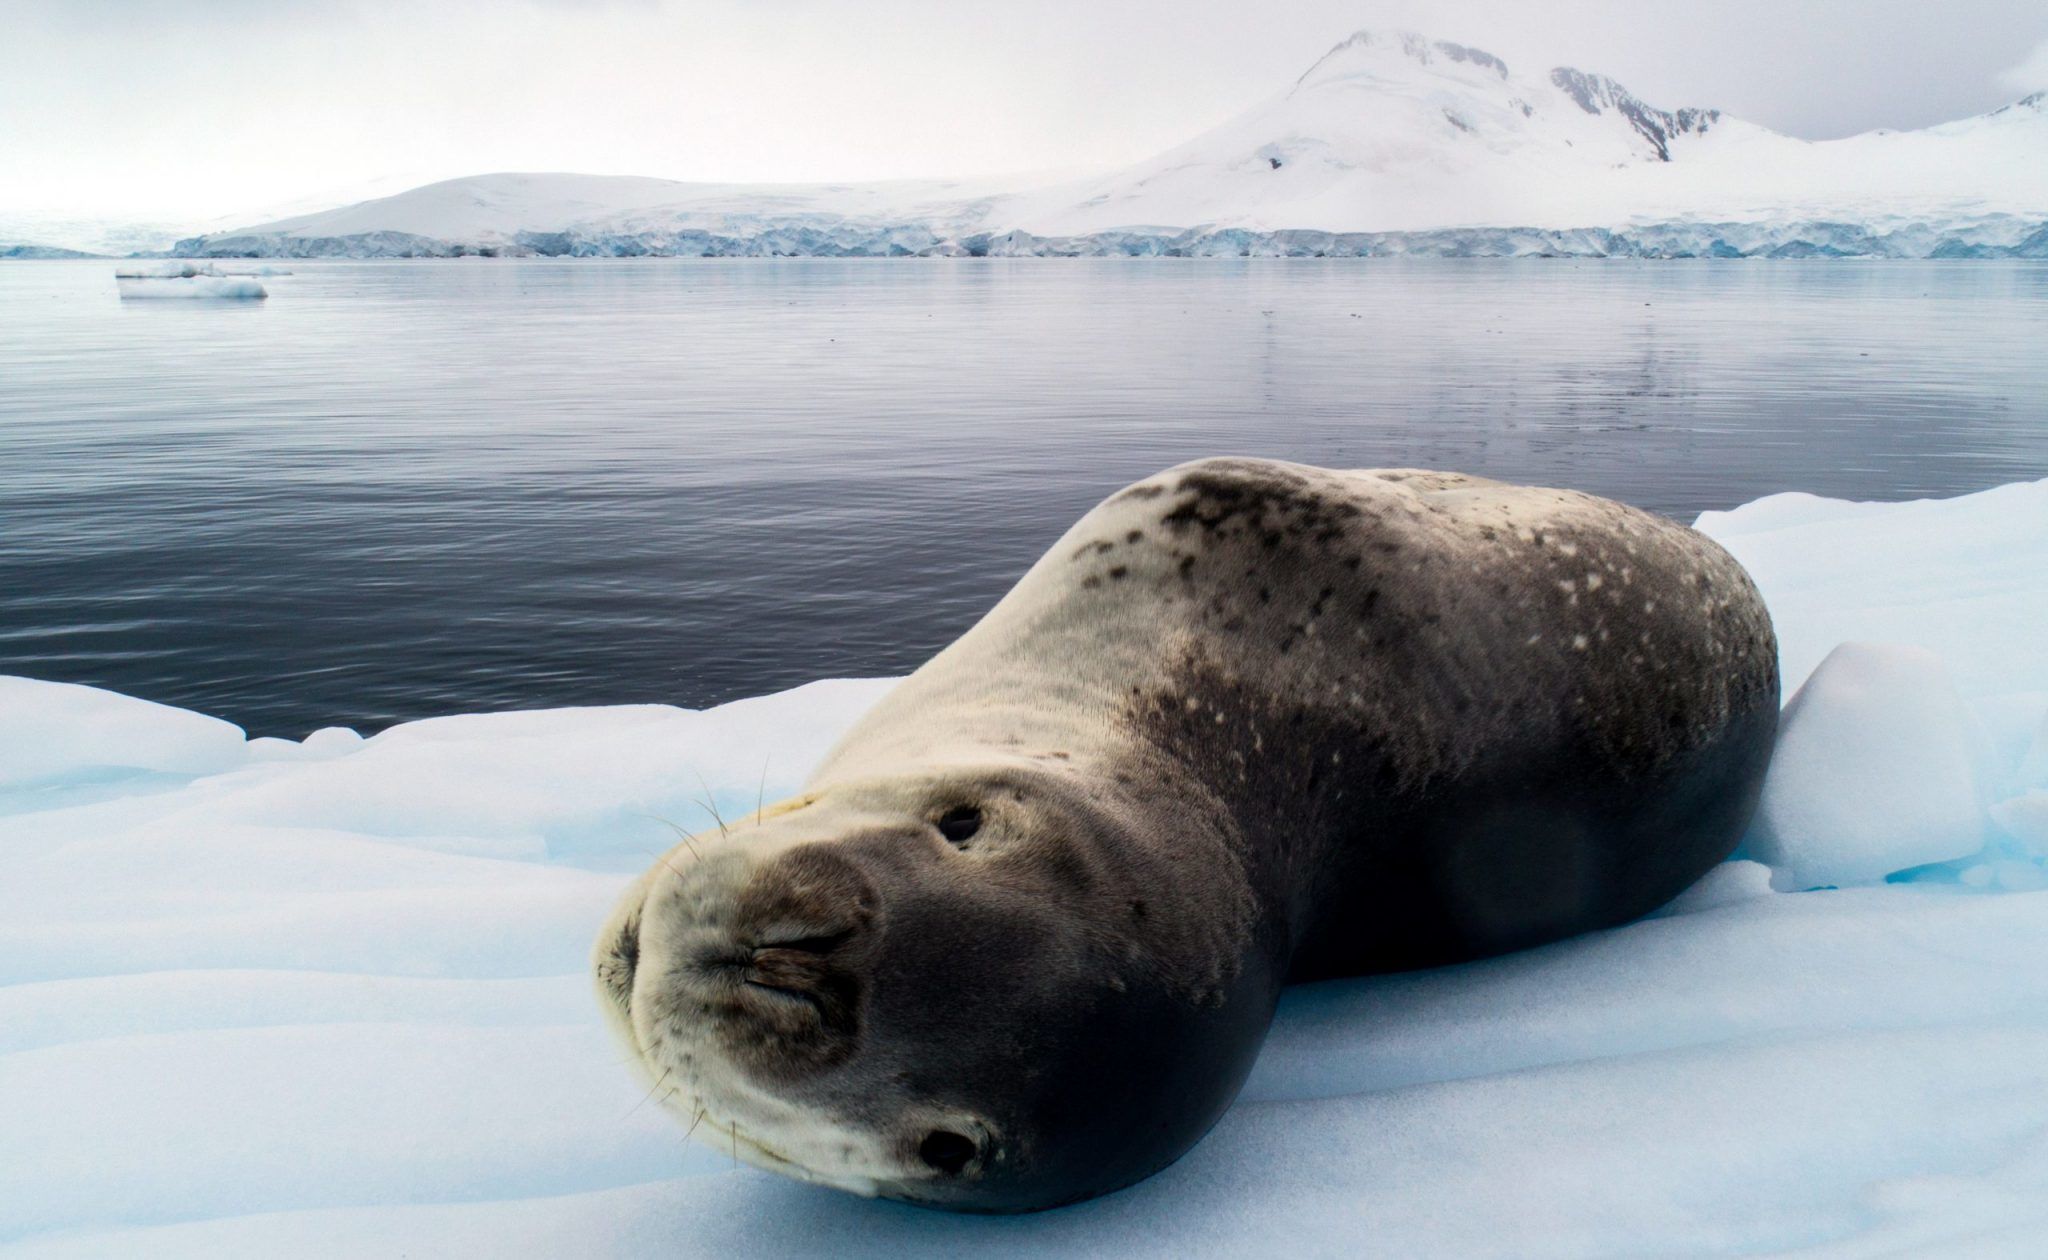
[3,477,2046,1257]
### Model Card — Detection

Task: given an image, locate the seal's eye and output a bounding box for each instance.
[918,1129,977,1177]
[934,805,982,846]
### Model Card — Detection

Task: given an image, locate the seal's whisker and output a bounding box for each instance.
[755,758,771,827]
[687,795,726,842]
[691,774,731,841]
[622,1066,671,1120]
[644,814,700,863]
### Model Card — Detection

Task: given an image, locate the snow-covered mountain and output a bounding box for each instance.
[169,30,2048,259]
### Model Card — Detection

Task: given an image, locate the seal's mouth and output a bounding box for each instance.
[594,896,839,1185]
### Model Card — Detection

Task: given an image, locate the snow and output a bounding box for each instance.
[166,31,2048,261]
[4,477,2048,1257]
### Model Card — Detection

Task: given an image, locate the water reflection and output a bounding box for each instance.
[1,258,2043,735]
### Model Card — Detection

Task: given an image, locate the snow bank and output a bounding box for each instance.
[0,677,245,791]
[3,478,2047,1257]
[1746,644,1990,888]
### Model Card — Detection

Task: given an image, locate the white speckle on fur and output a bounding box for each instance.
[1585,573,1604,591]
[1572,634,1590,650]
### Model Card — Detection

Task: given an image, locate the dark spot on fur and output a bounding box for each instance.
[1109,566,1128,580]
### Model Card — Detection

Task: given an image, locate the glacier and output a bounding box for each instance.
[4,477,2048,1257]
[176,215,2048,261]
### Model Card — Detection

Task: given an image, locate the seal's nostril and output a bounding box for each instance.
[917,1129,977,1177]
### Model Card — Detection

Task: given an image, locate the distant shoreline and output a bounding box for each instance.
[12,215,2047,262]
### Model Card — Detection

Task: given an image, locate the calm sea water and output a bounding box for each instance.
[2,258,2045,736]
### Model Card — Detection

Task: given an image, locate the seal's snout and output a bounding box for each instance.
[654,841,882,1077]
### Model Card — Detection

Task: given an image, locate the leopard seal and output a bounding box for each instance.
[594,457,1779,1213]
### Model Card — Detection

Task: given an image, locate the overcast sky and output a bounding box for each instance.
[5,0,2047,223]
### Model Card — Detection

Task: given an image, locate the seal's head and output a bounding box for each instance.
[594,765,1272,1212]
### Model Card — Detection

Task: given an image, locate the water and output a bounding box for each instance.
[2,258,2044,737]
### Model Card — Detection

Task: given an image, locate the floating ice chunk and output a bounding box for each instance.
[1749,643,1989,889]
[0,676,245,790]
[117,275,268,300]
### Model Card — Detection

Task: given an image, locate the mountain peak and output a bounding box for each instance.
[1548,67,1719,161]
[1297,30,1511,91]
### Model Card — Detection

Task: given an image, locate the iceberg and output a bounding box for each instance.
[113,262,268,300]
[3,477,2047,1256]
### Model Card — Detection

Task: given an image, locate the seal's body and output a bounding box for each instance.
[597,458,1779,1212]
